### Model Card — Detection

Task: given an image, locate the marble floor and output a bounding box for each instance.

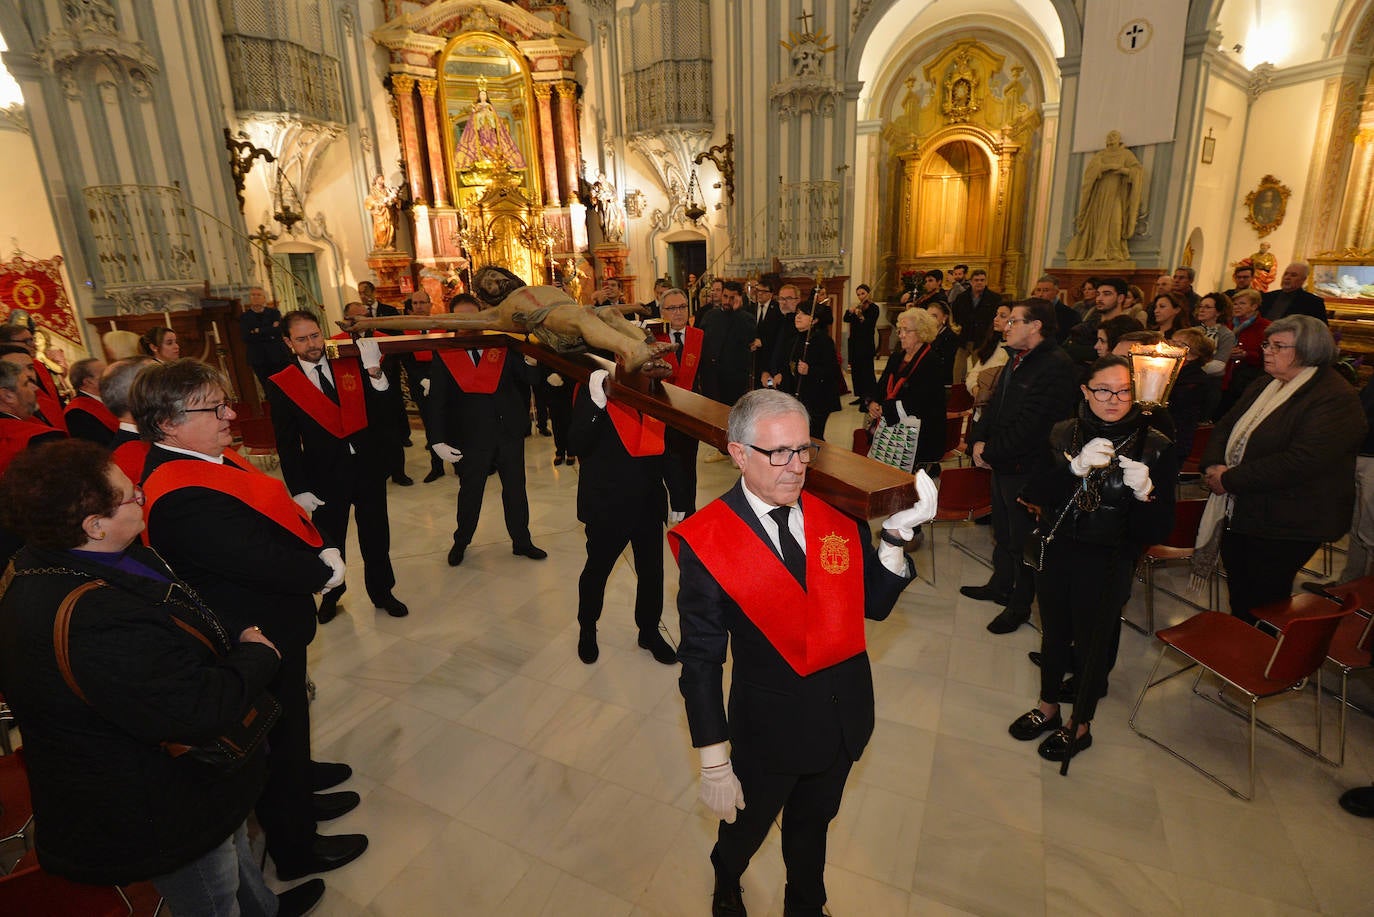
[266,414,1374,916]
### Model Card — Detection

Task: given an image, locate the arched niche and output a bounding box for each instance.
[914,139,991,255]
[438,32,542,207]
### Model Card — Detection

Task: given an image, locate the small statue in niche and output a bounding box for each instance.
[1066,130,1145,264]
[364,174,403,252]
[453,80,526,171]
[1250,241,1278,291]
[591,173,627,243]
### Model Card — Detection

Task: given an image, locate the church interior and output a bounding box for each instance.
[3,0,1374,913]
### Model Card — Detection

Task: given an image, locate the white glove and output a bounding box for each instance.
[433,443,464,463]
[699,760,746,823]
[318,547,345,591]
[356,337,382,371]
[588,369,610,409]
[293,491,325,512]
[1069,437,1115,476]
[546,372,564,388]
[881,469,940,539]
[524,356,537,366]
[420,377,431,396]
[1117,455,1154,500]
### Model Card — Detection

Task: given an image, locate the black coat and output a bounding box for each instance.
[951,289,1004,348]
[698,307,757,405]
[766,326,841,421]
[675,484,911,773]
[568,386,666,525]
[425,348,529,451]
[0,544,278,884]
[871,345,948,463]
[63,395,116,447]
[239,307,290,373]
[843,301,878,361]
[970,339,1079,473]
[1203,367,1366,541]
[1261,288,1328,323]
[142,445,331,652]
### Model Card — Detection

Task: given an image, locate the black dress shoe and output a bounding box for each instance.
[987,606,1031,634]
[1339,785,1374,817]
[960,583,1009,604]
[391,473,414,486]
[565,455,576,466]
[1038,726,1092,762]
[311,761,352,792]
[1028,651,1043,668]
[276,878,325,917]
[313,790,360,821]
[1009,707,1062,741]
[512,543,548,560]
[274,833,369,881]
[316,585,345,624]
[376,595,409,618]
[447,543,466,567]
[638,631,678,665]
[423,467,444,483]
[712,870,746,916]
[578,627,599,664]
[554,454,565,466]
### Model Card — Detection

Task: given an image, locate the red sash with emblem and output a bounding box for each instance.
[112,439,151,484]
[0,416,62,473]
[655,326,703,390]
[32,363,67,433]
[668,495,865,676]
[64,394,120,433]
[606,402,665,457]
[437,347,505,394]
[144,448,323,547]
[268,360,368,439]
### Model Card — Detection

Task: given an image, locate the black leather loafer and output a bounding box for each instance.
[310,761,352,792]
[313,790,360,821]
[276,878,325,917]
[1037,727,1092,762]
[512,543,548,560]
[987,606,1031,634]
[274,833,369,881]
[1009,707,1062,741]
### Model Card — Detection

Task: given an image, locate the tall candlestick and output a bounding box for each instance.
[164,311,173,328]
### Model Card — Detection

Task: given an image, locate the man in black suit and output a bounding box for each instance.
[1262,261,1328,323]
[699,280,757,407]
[239,286,291,386]
[426,298,546,567]
[753,282,794,387]
[951,268,1004,352]
[134,359,367,886]
[670,389,937,917]
[62,357,117,446]
[568,368,677,666]
[266,311,408,622]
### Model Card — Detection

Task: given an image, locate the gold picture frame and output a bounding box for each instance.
[1244,174,1290,238]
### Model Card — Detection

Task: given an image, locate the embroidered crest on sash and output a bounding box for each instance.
[820,532,850,574]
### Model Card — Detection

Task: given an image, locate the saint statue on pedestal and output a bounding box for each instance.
[364,175,402,252]
[1066,131,1144,264]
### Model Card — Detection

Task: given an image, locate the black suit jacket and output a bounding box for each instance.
[698,308,757,404]
[1261,288,1328,323]
[142,446,331,652]
[568,387,666,525]
[676,483,911,773]
[842,302,879,360]
[425,348,528,453]
[109,427,141,449]
[265,361,391,499]
[951,289,1004,347]
[64,396,116,447]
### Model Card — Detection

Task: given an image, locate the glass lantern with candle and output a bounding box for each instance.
[1128,341,1188,412]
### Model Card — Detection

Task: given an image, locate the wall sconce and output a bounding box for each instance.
[1200,128,1216,164]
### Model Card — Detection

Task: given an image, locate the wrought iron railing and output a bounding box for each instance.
[777,181,841,261]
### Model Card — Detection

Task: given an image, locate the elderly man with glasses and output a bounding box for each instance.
[670,388,937,917]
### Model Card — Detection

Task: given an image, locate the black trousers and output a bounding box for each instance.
[1220,530,1319,625]
[712,745,852,916]
[1035,540,1135,723]
[453,433,531,549]
[987,469,1036,608]
[577,514,663,633]
[311,462,395,604]
[849,350,876,401]
[545,384,573,456]
[257,648,315,870]
[662,428,698,514]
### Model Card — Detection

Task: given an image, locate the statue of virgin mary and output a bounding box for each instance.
[453,82,526,171]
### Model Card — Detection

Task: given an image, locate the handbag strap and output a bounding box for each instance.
[1040,480,1086,541]
[52,580,107,705]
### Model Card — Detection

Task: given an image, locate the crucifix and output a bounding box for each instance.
[797,9,814,35]
[1125,24,1145,49]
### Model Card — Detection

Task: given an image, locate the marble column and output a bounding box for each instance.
[555,81,581,206]
[391,75,428,205]
[533,82,561,206]
[416,77,449,208]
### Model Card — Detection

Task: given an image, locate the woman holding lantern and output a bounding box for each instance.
[1196,315,1365,624]
[1007,355,1176,762]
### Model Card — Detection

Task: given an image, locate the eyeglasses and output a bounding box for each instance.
[184,401,233,420]
[1005,317,1035,325]
[747,443,821,466]
[1260,341,1296,352]
[119,485,145,508]
[1086,387,1133,403]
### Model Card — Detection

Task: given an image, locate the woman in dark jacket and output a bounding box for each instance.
[865,307,948,468]
[1197,314,1367,624]
[843,283,880,405]
[0,441,321,916]
[766,299,841,439]
[1008,356,1176,761]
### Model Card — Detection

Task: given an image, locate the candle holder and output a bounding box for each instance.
[1128,341,1188,412]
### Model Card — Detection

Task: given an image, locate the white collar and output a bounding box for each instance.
[157,443,225,464]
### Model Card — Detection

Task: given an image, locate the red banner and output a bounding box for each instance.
[0,255,81,345]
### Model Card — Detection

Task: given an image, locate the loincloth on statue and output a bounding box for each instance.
[511,306,587,353]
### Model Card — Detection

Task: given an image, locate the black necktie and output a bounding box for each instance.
[768,506,806,586]
[316,364,338,403]
[470,349,482,366]
[673,330,683,357]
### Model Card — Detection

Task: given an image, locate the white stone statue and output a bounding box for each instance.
[1066,131,1144,264]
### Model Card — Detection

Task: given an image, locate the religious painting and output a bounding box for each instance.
[439,32,540,199]
[1244,174,1290,238]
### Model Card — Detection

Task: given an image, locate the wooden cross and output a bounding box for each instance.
[328,332,918,520]
[797,9,815,34]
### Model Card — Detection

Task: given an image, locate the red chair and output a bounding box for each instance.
[923,466,993,585]
[1179,423,1213,477]
[0,860,135,916]
[1129,595,1357,800]
[1130,498,1213,635]
[940,413,969,466]
[944,384,973,416]
[1252,586,1374,766]
[235,412,279,471]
